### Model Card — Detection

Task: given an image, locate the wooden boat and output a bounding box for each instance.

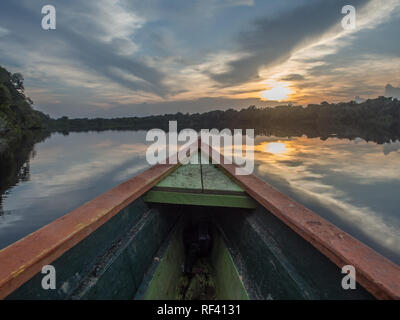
[0,139,399,300]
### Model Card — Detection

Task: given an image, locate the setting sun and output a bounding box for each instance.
[261,83,293,101]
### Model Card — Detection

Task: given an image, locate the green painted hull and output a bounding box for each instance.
[7,198,179,299]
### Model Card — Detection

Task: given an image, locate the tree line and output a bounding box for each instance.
[48,97,400,144]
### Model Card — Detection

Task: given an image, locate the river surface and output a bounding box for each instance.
[0,131,399,265]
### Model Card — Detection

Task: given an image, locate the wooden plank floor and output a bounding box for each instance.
[144,151,256,208]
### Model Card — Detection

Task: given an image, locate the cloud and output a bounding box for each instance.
[0,1,169,97]
[0,26,9,37]
[209,0,370,86]
[280,74,305,82]
[253,0,400,104]
[122,0,254,21]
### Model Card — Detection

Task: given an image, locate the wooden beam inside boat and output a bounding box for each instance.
[144,191,256,209]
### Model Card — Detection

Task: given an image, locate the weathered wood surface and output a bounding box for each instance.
[215,206,373,299]
[201,163,244,195]
[7,202,180,300]
[146,149,253,207]
[153,150,244,192]
[155,164,203,192]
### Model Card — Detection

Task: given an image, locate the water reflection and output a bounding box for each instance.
[252,136,400,265]
[0,131,151,249]
[383,140,400,156]
[0,131,399,266]
[263,142,288,155]
[0,131,50,220]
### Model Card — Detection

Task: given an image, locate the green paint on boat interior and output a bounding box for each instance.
[136,221,186,299]
[143,191,256,209]
[210,225,249,300]
[156,164,203,192]
[137,213,249,300]
[144,150,255,208]
[201,163,244,194]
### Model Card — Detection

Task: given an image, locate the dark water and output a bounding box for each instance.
[0,131,399,265]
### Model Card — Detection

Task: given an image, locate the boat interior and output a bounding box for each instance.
[6,180,373,300]
[132,203,373,300]
[135,207,249,300]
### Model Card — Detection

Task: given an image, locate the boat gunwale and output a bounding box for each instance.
[0,140,197,299]
[200,141,400,300]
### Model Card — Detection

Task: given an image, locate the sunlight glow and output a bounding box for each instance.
[260,83,293,101]
[264,142,288,155]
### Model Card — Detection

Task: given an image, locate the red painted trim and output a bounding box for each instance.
[200,142,400,300]
[0,140,200,299]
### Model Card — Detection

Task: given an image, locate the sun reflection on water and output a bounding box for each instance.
[263,142,288,155]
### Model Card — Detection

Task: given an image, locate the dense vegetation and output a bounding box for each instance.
[49,97,400,144]
[0,66,49,136]
[0,66,51,159]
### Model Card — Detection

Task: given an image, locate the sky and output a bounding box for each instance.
[0,0,400,118]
